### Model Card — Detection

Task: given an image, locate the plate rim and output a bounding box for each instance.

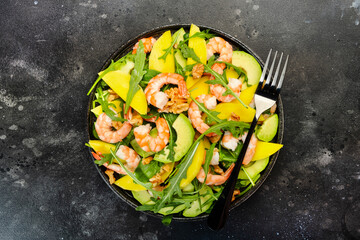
[86,24,284,221]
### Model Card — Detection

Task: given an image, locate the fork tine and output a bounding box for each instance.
[264,51,278,87]
[271,52,283,87]
[276,55,289,93]
[258,49,272,86]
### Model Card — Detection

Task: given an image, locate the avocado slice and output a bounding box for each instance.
[158,204,187,215]
[183,186,214,217]
[117,60,135,75]
[232,51,262,86]
[174,49,187,68]
[132,190,155,205]
[154,114,195,163]
[256,114,278,142]
[238,157,269,179]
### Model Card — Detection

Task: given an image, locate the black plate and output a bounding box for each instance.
[87,24,284,221]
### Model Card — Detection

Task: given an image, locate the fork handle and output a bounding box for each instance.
[207,116,258,230]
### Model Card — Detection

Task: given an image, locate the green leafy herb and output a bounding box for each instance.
[111,149,161,198]
[163,114,177,162]
[140,69,161,88]
[158,28,185,61]
[190,95,224,124]
[217,61,249,84]
[95,87,126,122]
[125,40,147,113]
[161,215,173,226]
[87,52,133,95]
[154,141,201,212]
[94,153,113,166]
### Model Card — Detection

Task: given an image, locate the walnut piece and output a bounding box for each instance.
[105,170,116,184]
[213,165,224,175]
[112,121,123,130]
[142,156,153,165]
[107,89,120,102]
[229,112,241,121]
[149,173,163,186]
[129,112,143,126]
[160,88,189,114]
[209,134,221,143]
[192,63,204,79]
[231,189,241,202]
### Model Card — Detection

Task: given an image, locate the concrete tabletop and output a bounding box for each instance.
[1,0,359,239]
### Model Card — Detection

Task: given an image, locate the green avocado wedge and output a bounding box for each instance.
[232,51,262,86]
[183,186,215,217]
[256,114,279,142]
[238,157,269,179]
[154,114,195,163]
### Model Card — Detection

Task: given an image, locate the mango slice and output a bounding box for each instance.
[225,68,239,80]
[149,30,175,73]
[188,24,207,65]
[186,24,207,88]
[115,175,146,191]
[88,140,116,154]
[102,71,147,115]
[214,101,255,122]
[180,139,205,188]
[252,141,283,161]
[188,76,210,102]
[240,84,257,106]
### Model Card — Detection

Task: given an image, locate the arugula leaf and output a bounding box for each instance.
[190,95,224,124]
[217,61,249,84]
[111,149,161,198]
[125,40,147,113]
[96,87,126,122]
[188,29,215,40]
[161,215,173,226]
[94,153,113,166]
[139,160,163,179]
[140,69,161,88]
[87,52,133,95]
[154,141,201,212]
[162,114,177,162]
[158,28,185,61]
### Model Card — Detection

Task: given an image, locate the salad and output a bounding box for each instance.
[87,24,283,223]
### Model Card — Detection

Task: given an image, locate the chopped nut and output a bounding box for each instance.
[142,156,153,165]
[107,89,120,102]
[112,121,123,130]
[213,165,224,175]
[105,170,116,184]
[129,112,143,126]
[208,134,221,143]
[160,88,189,114]
[229,112,240,121]
[160,163,172,174]
[149,173,163,185]
[270,103,277,114]
[192,63,204,79]
[231,189,241,202]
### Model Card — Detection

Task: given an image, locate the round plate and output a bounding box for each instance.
[87,24,284,221]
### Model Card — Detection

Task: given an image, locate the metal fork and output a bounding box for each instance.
[207,49,289,230]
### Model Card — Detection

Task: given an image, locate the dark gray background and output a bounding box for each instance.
[1,0,359,239]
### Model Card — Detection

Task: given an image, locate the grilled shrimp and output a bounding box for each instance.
[133,117,170,152]
[105,145,141,174]
[95,113,132,143]
[188,94,217,137]
[221,131,258,165]
[92,146,140,175]
[196,163,235,186]
[206,37,240,102]
[132,37,156,54]
[144,73,189,109]
[210,77,242,102]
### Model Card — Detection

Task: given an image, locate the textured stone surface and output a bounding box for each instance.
[1,0,359,239]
